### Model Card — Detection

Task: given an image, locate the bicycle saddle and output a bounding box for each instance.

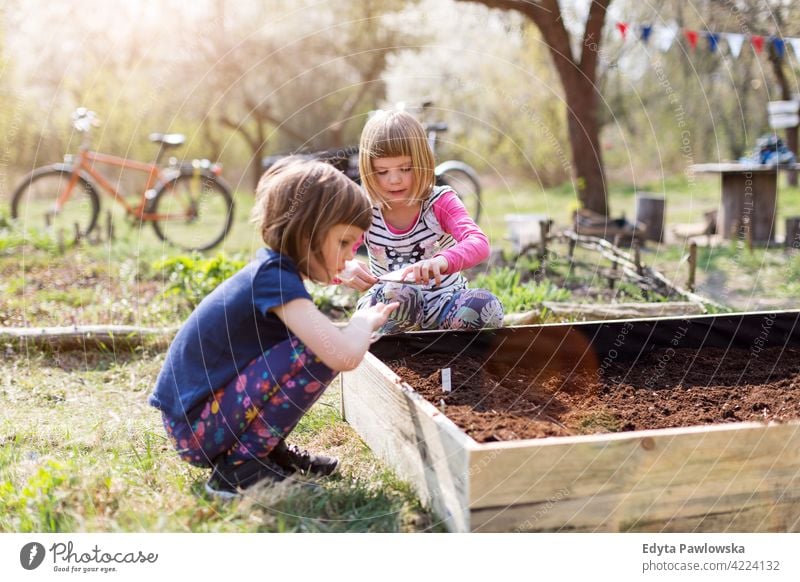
[149,133,186,147]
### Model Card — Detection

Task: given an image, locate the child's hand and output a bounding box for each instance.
[399,256,449,286]
[361,301,400,331]
[338,259,378,291]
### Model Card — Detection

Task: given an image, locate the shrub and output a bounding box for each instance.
[152,252,246,309]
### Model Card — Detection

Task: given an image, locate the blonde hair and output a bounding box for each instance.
[358,110,435,207]
[251,158,371,279]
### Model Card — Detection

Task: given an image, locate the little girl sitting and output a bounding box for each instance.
[341,110,503,332]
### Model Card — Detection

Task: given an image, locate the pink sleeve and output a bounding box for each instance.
[432,190,490,272]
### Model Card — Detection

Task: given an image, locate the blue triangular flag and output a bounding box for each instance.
[772,36,786,60]
[640,25,653,44]
[706,32,720,52]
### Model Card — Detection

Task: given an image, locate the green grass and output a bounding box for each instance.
[0,350,437,532]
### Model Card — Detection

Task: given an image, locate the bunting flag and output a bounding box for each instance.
[706,32,720,52]
[772,37,786,60]
[751,34,765,54]
[653,25,678,52]
[610,20,800,63]
[640,25,653,44]
[724,32,745,59]
[684,29,699,51]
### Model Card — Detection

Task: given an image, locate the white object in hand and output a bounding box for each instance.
[339,261,366,283]
[378,270,422,285]
[378,270,412,282]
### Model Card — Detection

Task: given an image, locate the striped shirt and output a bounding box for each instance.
[362,186,489,327]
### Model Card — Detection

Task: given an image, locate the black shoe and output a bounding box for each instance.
[268,440,339,476]
[204,457,288,499]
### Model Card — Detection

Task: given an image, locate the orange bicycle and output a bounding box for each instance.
[11,108,234,251]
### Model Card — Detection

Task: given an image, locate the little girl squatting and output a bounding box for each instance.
[149,159,398,497]
[340,110,504,332]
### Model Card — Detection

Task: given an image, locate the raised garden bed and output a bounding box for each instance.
[340,310,800,532]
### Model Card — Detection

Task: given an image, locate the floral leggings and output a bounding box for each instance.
[162,336,336,468]
[361,283,504,333]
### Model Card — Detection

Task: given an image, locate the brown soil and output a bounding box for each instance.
[388,347,800,443]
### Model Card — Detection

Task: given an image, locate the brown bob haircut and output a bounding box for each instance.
[358,110,436,208]
[251,158,371,280]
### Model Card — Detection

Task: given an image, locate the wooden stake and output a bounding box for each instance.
[688,241,697,292]
[633,239,643,276]
[538,220,549,261]
[609,234,621,289]
[106,210,114,242]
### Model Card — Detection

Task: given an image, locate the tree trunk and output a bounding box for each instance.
[767,14,797,186]
[250,122,267,192]
[564,74,608,215]
[220,114,268,192]
[459,0,610,215]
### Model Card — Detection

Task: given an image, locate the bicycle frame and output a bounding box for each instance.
[57,147,183,222]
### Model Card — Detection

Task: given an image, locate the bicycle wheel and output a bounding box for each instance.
[150,172,234,251]
[436,165,482,223]
[11,167,100,239]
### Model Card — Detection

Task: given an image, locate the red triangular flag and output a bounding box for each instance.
[684,29,699,50]
[616,22,629,40]
[751,34,765,53]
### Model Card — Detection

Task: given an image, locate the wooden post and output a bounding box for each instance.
[688,241,697,292]
[718,169,777,243]
[609,234,621,289]
[537,219,549,261]
[567,238,576,262]
[73,222,81,245]
[730,219,741,246]
[785,216,800,251]
[635,192,665,243]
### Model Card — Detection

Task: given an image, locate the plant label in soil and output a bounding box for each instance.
[441,368,452,393]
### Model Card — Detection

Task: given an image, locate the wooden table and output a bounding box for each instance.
[692,163,800,243]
